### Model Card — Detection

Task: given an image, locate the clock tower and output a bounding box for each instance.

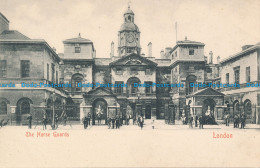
[118,5,141,57]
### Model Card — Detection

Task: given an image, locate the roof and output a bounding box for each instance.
[0,13,9,23]
[120,22,140,32]
[109,53,157,66]
[0,30,30,40]
[154,59,171,67]
[94,58,112,66]
[190,87,224,97]
[169,39,205,54]
[124,6,134,15]
[63,34,93,44]
[0,39,60,62]
[220,43,260,64]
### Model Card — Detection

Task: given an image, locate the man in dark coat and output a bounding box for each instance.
[199,116,204,129]
[43,114,47,130]
[240,112,246,129]
[234,114,239,128]
[87,112,91,126]
[115,115,120,129]
[139,115,144,130]
[27,114,33,129]
[83,116,88,129]
[195,115,198,127]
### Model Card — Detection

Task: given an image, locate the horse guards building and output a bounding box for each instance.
[1,6,260,126]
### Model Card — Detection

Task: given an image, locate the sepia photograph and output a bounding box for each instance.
[0,0,260,167]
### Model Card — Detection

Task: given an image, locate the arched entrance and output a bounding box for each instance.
[16,98,33,125]
[92,98,107,125]
[202,98,216,124]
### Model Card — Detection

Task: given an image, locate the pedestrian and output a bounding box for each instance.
[115,115,119,129]
[234,114,239,128]
[107,117,111,129]
[225,114,230,126]
[111,117,115,129]
[43,113,47,130]
[199,116,204,129]
[87,112,91,126]
[240,112,246,129]
[195,115,198,127]
[55,114,59,129]
[140,115,144,130]
[83,116,88,129]
[151,120,155,129]
[189,116,193,128]
[0,119,4,127]
[63,114,67,126]
[27,113,32,129]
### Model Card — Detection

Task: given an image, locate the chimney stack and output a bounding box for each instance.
[217,56,220,64]
[164,47,172,59]
[110,41,114,57]
[147,42,152,57]
[209,51,213,64]
[160,50,165,59]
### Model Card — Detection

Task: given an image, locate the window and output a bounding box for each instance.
[0,60,7,78]
[51,63,55,82]
[189,49,194,55]
[246,67,250,82]
[47,64,49,81]
[226,73,229,84]
[128,15,131,21]
[234,67,240,84]
[0,101,7,114]
[116,68,123,75]
[145,68,151,75]
[172,55,174,60]
[21,60,30,78]
[175,51,177,57]
[115,81,124,94]
[72,74,83,92]
[145,82,153,94]
[56,71,58,84]
[75,44,81,53]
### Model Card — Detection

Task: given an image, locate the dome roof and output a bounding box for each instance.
[124,8,134,15]
[120,22,140,32]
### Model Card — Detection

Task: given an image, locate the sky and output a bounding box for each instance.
[0,0,260,63]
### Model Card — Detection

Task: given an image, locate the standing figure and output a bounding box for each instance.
[111,117,115,129]
[107,117,111,129]
[195,115,198,127]
[115,115,120,129]
[240,112,246,129]
[27,113,33,129]
[151,120,155,129]
[225,114,230,126]
[189,116,193,128]
[139,115,144,130]
[63,113,67,126]
[0,119,4,127]
[55,114,59,129]
[199,116,204,129]
[96,105,103,125]
[234,114,239,128]
[87,112,91,126]
[83,116,88,129]
[42,113,47,130]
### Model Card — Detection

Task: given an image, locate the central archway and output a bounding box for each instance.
[92,98,107,125]
[127,77,141,96]
[202,98,216,124]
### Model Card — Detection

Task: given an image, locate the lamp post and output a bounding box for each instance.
[51,92,56,130]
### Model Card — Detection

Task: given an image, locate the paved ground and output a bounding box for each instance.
[1,121,260,167]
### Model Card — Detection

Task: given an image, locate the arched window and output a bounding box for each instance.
[17,98,32,115]
[0,101,7,114]
[128,15,131,21]
[244,100,252,116]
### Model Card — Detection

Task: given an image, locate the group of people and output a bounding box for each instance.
[82,113,91,129]
[225,112,246,129]
[107,115,122,129]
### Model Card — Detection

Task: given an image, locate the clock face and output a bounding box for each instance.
[126,34,134,43]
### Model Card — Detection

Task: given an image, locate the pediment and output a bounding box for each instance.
[192,87,224,97]
[109,53,157,67]
[86,87,114,96]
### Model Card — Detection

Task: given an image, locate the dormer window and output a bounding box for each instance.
[75,44,81,53]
